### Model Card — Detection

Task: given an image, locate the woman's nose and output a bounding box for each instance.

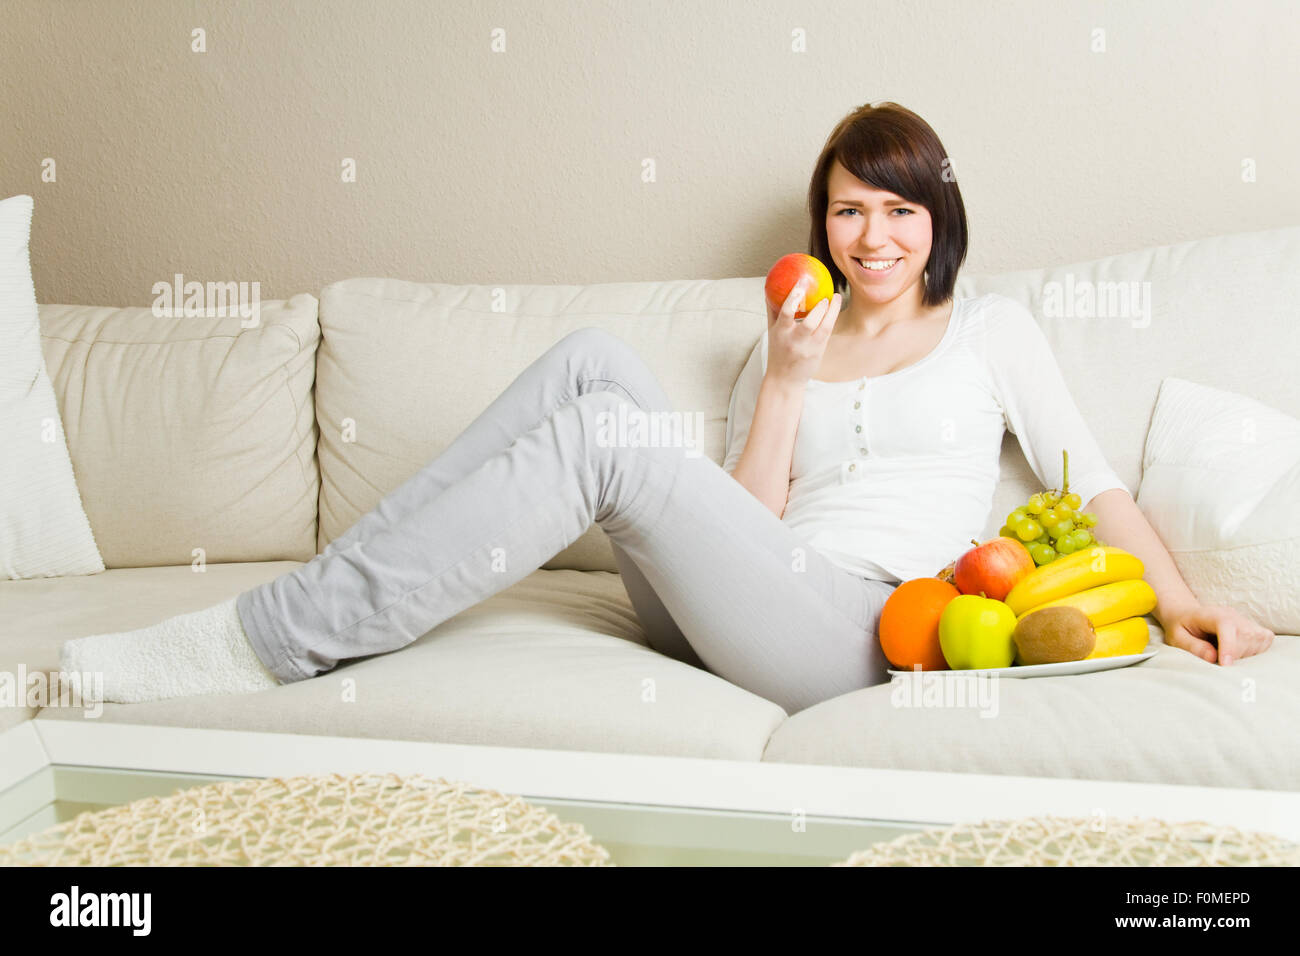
[862,212,892,249]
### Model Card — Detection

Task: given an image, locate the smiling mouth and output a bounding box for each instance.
[853,256,901,274]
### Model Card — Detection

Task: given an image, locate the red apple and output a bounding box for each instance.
[953,537,1035,602]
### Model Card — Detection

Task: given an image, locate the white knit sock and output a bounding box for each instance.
[59,596,281,704]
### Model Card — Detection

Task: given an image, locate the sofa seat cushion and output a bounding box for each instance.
[762,629,1300,790]
[16,565,786,760]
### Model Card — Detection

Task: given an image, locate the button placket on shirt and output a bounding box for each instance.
[844,380,868,479]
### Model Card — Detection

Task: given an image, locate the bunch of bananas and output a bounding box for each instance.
[1004,546,1155,659]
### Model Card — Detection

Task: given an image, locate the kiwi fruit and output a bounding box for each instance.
[1013,606,1096,665]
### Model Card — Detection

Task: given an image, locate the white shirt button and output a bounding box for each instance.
[848,463,856,471]
[853,401,861,409]
[855,425,862,433]
[859,447,867,455]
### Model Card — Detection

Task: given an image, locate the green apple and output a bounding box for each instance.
[938,594,1018,669]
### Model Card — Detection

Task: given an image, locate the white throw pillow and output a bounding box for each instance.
[0,195,104,579]
[1136,377,1299,634]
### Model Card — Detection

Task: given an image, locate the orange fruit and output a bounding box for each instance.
[878,577,961,670]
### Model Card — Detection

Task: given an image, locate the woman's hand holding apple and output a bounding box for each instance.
[765,282,842,389]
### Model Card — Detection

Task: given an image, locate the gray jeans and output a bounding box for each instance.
[236,328,896,714]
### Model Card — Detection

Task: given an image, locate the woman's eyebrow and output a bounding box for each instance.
[831,198,910,206]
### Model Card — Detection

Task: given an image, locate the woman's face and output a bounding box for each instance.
[824,159,933,309]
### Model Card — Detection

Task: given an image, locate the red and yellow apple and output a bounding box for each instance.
[954,536,1035,602]
[764,254,834,320]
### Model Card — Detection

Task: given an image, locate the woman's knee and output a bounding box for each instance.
[557,327,667,410]
[558,327,638,373]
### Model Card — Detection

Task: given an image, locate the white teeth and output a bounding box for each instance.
[856,257,899,271]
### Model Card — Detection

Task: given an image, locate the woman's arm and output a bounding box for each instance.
[728,375,804,519]
[1087,488,1197,625]
[1088,487,1276,664]
[979,296,1275,664]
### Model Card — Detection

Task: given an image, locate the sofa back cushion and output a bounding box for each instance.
[957,225,1300,540]
[316,277,762,571]
[38,295,321,568]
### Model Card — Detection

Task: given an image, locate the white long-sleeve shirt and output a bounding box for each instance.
[722,292,1129,584]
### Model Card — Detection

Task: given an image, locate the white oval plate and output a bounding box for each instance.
[887,647,1158,679]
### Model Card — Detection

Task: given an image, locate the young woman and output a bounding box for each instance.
[62,102,1274,716]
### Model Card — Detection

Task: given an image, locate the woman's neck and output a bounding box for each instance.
[837,283,931,337]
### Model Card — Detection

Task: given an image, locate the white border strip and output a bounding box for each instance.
[30,719,1300,840]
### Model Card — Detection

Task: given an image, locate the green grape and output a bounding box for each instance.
[1070,529,1092,549]
[999,524,1017,539]
[1040,512,1060,532]
[1044,491,1061,507]
[1054,518,1075,536]
[1080,512,1097,528]
[1056,536,1078,555]
[1026,494,1046,514]
[1032,544,1057,565]
[1009,507,1029,522]
[1062,492,1082,510]
[1014,518,1042,542]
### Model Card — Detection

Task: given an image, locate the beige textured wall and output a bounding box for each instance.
[2,0,1297,307]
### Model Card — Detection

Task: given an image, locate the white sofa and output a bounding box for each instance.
[5,226,1299,792]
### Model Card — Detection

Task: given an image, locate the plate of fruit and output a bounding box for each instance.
[881,450,1160,679]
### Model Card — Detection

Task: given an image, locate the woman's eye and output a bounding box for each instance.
[835,207,914,216]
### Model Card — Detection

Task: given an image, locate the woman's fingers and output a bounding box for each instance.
[802,296,828,331]
[775,284,840,347]
[802,292,840,335]
[781,281,810,327]
[815,293,842,338]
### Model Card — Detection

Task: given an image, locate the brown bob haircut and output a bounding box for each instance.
[807,102,968,308]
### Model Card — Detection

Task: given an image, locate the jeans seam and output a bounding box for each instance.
[578,375,659,411]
